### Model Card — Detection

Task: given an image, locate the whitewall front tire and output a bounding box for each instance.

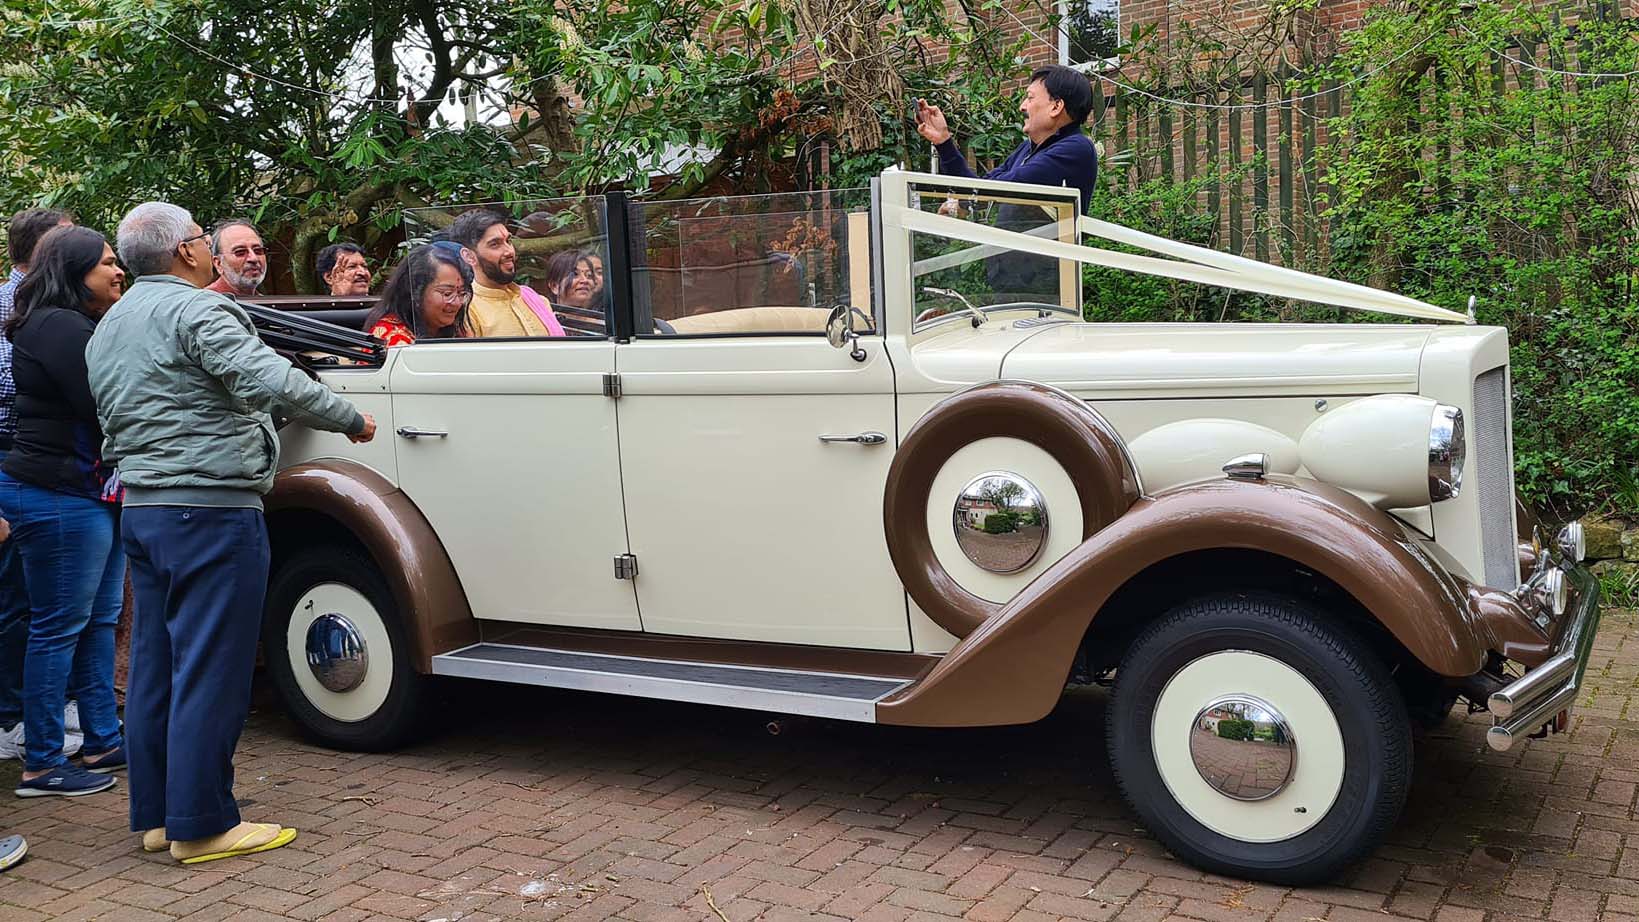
[1107,592,1411,884]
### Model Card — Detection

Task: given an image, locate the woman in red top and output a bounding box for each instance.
[365,244,472,346]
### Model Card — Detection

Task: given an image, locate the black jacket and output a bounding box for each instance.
[3,306,109,499]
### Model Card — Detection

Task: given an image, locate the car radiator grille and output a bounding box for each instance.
[1473,366,1518,590]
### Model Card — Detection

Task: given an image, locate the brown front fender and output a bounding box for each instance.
[265,460,476,671]
[878,475,1492,727]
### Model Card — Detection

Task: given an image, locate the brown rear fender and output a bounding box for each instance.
[265,460,476,671]
[877,475,1492,727]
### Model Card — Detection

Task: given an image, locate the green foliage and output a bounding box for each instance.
[1215,718,1254,741]
[1315,2,1638,516]
[982,512,1018,534]
[1083,0,1637,516]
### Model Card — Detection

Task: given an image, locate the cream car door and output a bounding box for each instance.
[388,339,640,631]
[615,334,907,649]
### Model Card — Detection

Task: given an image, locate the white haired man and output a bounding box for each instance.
[204,218,267,297]
[86,202,376,864]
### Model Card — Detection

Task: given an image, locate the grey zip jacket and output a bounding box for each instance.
[86,275,364,507]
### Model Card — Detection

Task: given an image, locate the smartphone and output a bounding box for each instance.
[911,100,923,124]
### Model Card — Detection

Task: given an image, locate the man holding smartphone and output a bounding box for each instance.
[916,65,1098,302]
[916,64,1098,215]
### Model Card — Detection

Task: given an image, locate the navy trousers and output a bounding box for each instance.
[123,505,269,840]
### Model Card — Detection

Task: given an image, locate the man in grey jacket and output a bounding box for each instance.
[86,202,375,865]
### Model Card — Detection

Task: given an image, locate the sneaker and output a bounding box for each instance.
[63,701,80,733]
[79,745,125,774]
[0,834,24,872]
[0,722,83,760]
[14,764,116,798]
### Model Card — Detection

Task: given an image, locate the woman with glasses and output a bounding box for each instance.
[365,244,473,346]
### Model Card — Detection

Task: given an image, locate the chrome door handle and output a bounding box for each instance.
[396,427,448,439]
[818,431,887,445]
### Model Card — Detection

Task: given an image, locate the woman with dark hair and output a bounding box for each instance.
[542,249,597,311]
[0,225,126,797]
[364,244,473,346]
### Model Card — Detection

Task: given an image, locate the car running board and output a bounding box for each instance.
[429,643,912,722]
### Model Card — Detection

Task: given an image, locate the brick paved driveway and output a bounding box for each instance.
[3,607,1638,922]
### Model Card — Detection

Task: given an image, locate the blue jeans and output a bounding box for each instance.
[124,505,268,840]
[0,451,32,730]
[0,473,125,771]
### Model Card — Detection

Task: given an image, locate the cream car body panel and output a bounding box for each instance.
[386,340,641,631]
[1422,326,1517,588]
[280,365,398,481]
[615,335,909,649]
[997,322,1429,399]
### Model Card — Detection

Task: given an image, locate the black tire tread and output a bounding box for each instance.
[263,545,428,752]
[1106,591,1411,884]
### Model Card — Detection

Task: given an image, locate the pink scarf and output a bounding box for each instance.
[518,285,567,337]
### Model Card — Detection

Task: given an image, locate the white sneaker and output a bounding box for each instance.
[0,724,21,761]
[63,702,80,734]
[0,723,82,760]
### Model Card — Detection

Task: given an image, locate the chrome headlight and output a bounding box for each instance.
[1515,565,1569,619]
[1428,404,1465,502]
[1555,522,1585,569]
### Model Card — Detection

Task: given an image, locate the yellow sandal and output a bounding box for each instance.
[171,823,297,864]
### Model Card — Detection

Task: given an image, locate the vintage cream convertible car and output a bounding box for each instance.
[255,171,1599,884]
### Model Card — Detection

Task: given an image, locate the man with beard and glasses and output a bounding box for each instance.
[448,210,564,338]
[204,219,267,298]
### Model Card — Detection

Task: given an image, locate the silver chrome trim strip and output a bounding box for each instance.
[430,644,910,723]
[1486,567,1601,751]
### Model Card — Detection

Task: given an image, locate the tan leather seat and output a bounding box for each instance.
[666,306,833,335]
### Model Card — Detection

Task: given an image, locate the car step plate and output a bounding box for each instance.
[430,643,911,722]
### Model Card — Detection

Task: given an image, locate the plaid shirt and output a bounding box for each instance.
[0,268,21,439]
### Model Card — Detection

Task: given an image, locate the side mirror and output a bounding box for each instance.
[825,305,869,362]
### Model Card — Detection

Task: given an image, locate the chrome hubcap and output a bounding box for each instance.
[305,612,369,693]
[1189,695,1297,801]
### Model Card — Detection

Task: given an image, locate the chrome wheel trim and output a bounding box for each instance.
[952,471,1049,574]
[306,613,369,693]
[1152,651,1343,843]
[287,583,394,723]
[1188,694,1297,802]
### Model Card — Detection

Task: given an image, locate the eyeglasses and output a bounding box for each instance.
[429,286,472,306]
[178,231,209,249]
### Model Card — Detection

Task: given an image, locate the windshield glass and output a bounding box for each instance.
[908,181,1080,329]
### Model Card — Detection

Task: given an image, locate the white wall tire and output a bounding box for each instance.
[263,547,429,751]
[1107,592,1411,884]
[284,583,395,723]
[1151,651,1343,842]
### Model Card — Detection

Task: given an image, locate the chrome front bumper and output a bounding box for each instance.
[1486,566,1602,751]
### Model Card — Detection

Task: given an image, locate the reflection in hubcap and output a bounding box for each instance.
[306,612,369,693]
[1189,695,1297,801]
[953,471,1049,573]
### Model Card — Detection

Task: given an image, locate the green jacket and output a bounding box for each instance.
[86,275,364,501]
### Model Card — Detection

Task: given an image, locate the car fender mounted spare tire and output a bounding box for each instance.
[263,546,430,752]
[1107,591,1412,885]
[882,380,1139,639]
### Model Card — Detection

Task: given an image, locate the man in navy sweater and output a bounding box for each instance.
[916,65,1098,300]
